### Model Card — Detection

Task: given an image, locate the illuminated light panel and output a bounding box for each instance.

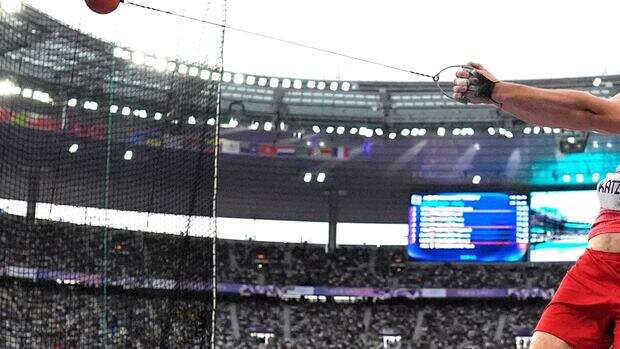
[21,88,32,98]
[257,77,268,86]
[307,80,316,89]
[233,73,244,84]
[317,172,326,183]
[472,175,481,184]
[341,82,351,91]
[222,72,232,82]
[113,47,124,58]
[293,80,302,89]
[312,125,321,133]
[68,144,78,153]
[336,126,345,135]
[124,150,133,161]
[576,173,584,183]
[0,79,20,95]
[303,172,312,183]
[593,77,602,87]
[282,79,291,88]
[437,127,446,136]
[178,64,189,75]
[200,70,211,80]
[317,81,326,90]
[269,78,279,88]
[188,66,199,77]
[329,82,338,91]
[326,126,335,134]
[246,75,256,85]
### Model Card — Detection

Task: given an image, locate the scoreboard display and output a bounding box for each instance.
[407,192,529,262]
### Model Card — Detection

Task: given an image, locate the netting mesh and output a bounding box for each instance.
[0,3,224,347]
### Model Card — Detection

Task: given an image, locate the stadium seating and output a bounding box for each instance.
[0,213,567,348]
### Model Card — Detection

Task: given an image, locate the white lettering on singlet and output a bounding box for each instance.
[597,172,620,210]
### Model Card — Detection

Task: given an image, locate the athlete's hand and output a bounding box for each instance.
[452,62,500,105]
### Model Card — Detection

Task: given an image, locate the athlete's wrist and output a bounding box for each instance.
[491,81,510,107]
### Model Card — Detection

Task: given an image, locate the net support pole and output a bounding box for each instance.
[25,166,40,222]
[327,189,339,253]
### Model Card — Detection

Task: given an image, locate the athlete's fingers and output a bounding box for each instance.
[453,85,468,93]
[453,92,463,100]
[454,78,469,86]
[455,70,470,78]
[468,61,483,70]
[469,77,479,85]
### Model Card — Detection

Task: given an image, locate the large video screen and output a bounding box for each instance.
[407,193,529,262]
[529,190,597,262]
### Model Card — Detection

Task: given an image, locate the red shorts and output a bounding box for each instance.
[535,248,620,349]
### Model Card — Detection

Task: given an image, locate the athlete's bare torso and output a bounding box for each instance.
[589,233,620,252]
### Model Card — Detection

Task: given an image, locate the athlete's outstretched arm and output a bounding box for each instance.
[452,63,620,134]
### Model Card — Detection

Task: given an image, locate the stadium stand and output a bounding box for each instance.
[0,212,565,348]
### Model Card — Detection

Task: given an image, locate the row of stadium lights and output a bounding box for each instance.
[64,143,608,185]
[0,80,51,103]
[562,173,603,184]
[2,84,613,149]
[2,82,612,145]
[303,172,326,183]
[69,143,134,160]
[60,98,523,140]
[113,48,353,92]
[307,125,589,139]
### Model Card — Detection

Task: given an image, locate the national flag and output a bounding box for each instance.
[332,146,351,159]
[13,113,27,126]
[220,139,241,154]
[129,130,147,146]
[146,138,163,147]
[240,142,259,155]
[276,145,296,156]
[259,144,277,156]
[319,147,332,157]
[0,108,12,123]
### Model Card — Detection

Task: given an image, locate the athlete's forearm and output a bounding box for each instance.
[492,82,619,133]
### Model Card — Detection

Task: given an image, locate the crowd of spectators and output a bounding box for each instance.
[1,213,571,290]
[0,212,568,347]
[0,279,546,348]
